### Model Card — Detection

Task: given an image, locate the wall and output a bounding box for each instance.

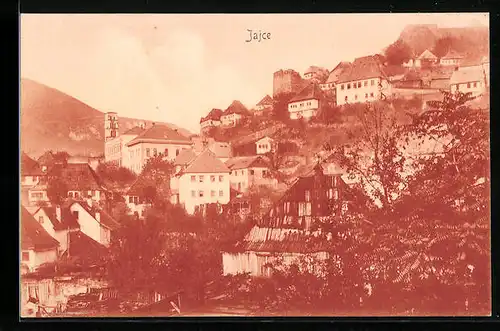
[34,249,59,269]
[178,171,230,214]
[273,69,304,97]
[70,203,101,244]
[221,113,242,127]
[288,99,319,120]
[33,208,57,239]
[28,189,49,205]
[336,77,391,106]
[451,80,485,97]
[256,137,274,155]
[127,141,192,174]
[105,137,122,165]
[229,166,275,193]
[21,175,41,187]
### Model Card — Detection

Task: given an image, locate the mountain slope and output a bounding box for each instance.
[20,78,191,158]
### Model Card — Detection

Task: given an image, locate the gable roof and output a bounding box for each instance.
[441,49,464,60]
[225,156,270,171]
[208,141,232,159]
[69,200,120,231]
[34,206,80,231]
[122,126,146,136]
[256,95,273,107]
[337,55,387,84]
[223,100,250,116]
[173,148,197,166]
[326,62,351,84]
[450,66,486,85]
[48,163,105,191]
[417,49,438,60]
[126,124,192,147]
[200,108,223,123]
[181,149,230,174]
[62,230,109,263]
[21,206,59,251]
[256,136,274,144]
[21,152,44,176]
[289,83,324,103]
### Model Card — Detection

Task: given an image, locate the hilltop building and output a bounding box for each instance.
[255,136,275,155]
[287,83,324,120]
[273,69,306,98]
[403,49,439,68]
[439,49,464,67]
[200,108,223,134]
[104,112,193,174]
[253,95,274,116]
[449,65,489,97]
[320,62,351,92]
[220,100,250,127]
[335,55,391,106]
[225,155,277,193]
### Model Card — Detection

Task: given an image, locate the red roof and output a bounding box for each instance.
[289,83,324,103]
[63,230,109,263]
[256,95,273,107]
[49,163,104,191]
[326,62,351,84]
[441,49,464,60]
[122,126,146,135]
[126,125,191,147]
[34,206,80,231]
[223,100,250,116]
[69,201,120,231]
[173,148,197,166]
[225,156,270,171]
[21,206,59,251]
[200,108,223,123]
[337,55,387,84]
[181,149,230,174]
[21,152,44,176]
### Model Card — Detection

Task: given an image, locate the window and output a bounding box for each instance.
[357,82,362,88]
[353,82,357,89]
[211,190,216,197]
[341,84,345,90]
[262,170,268,177]
[467,82,471,88]
[298,202,312,216]
[473,82,478,88]
[305,190,311,202]
[284,202,290,213]
[365,93,368,98]
[191,190,196,198]
[371,80,374,86]
[146,148,151,157]
[129,196,134,203]
[191,175,196,182]
[347,83,351,89]
[219,190,224,197]
[344,96,348,102]
[370,92,374,97]
[364,81,368,86]
[250,169,255,175]
[199,190,204,197]
[219,175,224,182]
[74,192,80,198]
[68,192,73,198]
[199,175,204,183]
[38,216,44,224]
[176,149,180,156]
[153,148,157,156]
[72,211,79,219]
[22,252,29,261]
[164,148,169,156]
[210,175,216,182]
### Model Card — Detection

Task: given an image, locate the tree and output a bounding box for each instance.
[272,92,295,122]
[432,36,454,58]
[46,176,68,206]
[96,162,137,188]
[384,39,412,65]
[140,155,175,208]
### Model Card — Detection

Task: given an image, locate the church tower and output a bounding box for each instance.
[105,112,119,141]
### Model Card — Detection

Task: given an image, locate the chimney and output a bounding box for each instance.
[55,205,61,222]
[95,211,100,223]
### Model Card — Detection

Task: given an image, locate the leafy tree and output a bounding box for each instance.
[46,176,68,206]
[272,92,295,122]
[384,39,413,65]
[432,36,454,58]
[96,162,137,188]
[140,155,175,208]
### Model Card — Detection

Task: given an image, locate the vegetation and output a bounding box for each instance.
[384,39,413,65]
[96,162,137,188]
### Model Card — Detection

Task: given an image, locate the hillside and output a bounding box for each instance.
[20,78,191,158]
[398,24,489,59]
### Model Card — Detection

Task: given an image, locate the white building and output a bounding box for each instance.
[440,50,464,67]
[403,49,438,68]
[255,136,274,155]
[253,95,274,115]
[335,55,392,106]
[171,149,231,215]
[449,64,489,97]
[225,156,277,193]
[287,83,324,120]
[320,62,351,92]
[220,100,249,127]
[200,108,223,133]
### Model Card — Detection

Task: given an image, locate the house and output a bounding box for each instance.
[287,83,324,120]
[125,124,193,174]
[220,100,250,127]
[171,149,231,215]
[123,175,156,219]
[335,55,391,106]
[222,226,331,277]
[200,108,223,133]
[21,152,45,188]
[67,200,120,247]
[303,66,328,82]
[383,65,407,84]
[255,136,274,155]
[253,95,274,115]
[32,205,80,255]
[225,156,277,193]
[404,49,438,68]
[320,62,351,92]
[21,205,60,274]
[449,65,488,97]
[439,49,464,67]
[27,183,50,207]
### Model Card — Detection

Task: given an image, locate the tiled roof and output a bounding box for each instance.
[208,141,232,159]
[21,152,44,176]
[173,148,197,165]
[417,49,438,60]
[223,100,250,116]
[225,156,269,170]
[126,174,156,196]
[234,226,332,253]
[449,66,486,85]
[326,62,351,84]
[123,126,146,135]
[126,125,191,147]
[200,108,223,123]
[35,206,80,231]
[64,230,108,262]
[441,49,464,60]
[21,205,59,251]
[337,55,387,84]
[69,200,120,231]
[48,163,105,191]
[256,95,273,107]
[182,149,230,174]
[67,156,89,164]
[289,83,324,103]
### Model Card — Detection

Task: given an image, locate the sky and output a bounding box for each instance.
[20,13,488,133]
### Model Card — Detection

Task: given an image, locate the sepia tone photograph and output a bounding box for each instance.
[20,13,490,317]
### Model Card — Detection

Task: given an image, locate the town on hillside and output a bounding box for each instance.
[20,14,490,317]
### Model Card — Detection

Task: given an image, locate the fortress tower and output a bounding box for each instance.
[273,69,305,98]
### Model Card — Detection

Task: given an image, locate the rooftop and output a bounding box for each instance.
[337,55,387,83]
[21,205,59,251]
[181,149,230,174]
[126,124,191,147]
[326,62,351,84]
[289,83,324,103]
[450,66,486,85]
[200,108,223,123]
[256,95,274,107]
[223,100,250,116]
[225,156,269,170]
[68,200,120,231]
[417,49,438,60]
[21,152,44,176]
[122,126,146,136]
[48,163,105,191]
[34,206,80,231]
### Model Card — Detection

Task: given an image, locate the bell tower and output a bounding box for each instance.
[105,112,119,141]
